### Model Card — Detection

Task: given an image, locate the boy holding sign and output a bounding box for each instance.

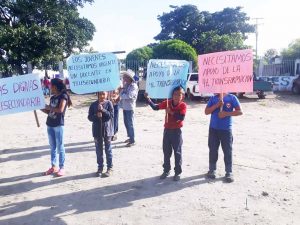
[88,91,114,177]
[145,86,187,181]
[204,93,243,183]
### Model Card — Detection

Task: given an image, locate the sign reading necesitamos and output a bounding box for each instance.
[67,52,120,94]
[0,74,45,116]
[198,49,253,93]
[146,59,189,99]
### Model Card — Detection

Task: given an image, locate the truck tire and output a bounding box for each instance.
[292,84,300,94]
[237,92,245,98]
[187,89,194,100]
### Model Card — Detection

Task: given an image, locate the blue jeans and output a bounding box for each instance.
[113,104,119,135]
[47,126,65,169]
[95,137,113,170]
[208,128,233,173]
[123,110,135,143]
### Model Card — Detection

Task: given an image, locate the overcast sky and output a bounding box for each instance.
[78,0,300,58]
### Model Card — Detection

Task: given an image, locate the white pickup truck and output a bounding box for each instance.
[186,73,212,100]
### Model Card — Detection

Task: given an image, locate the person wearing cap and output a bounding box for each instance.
[119,69,138,147]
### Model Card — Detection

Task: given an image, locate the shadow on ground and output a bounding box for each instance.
[0,173,221,225]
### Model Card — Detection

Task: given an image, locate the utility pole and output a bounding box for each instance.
[252,18,264,60]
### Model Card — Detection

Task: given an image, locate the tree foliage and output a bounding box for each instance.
[152,39,197,68]
[125,40,197,71]
[155,5,254,54]
[125,46,153,72]
[281,39,300,59]
[126,46,153,62]
[0,0,95,75]
[263,48,278,62]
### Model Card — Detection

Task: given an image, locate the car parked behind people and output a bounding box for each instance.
[186,73,212,101]
[292,75,300,94]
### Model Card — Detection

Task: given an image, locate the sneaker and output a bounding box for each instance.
[96,169,103,177]
[102,168,113,177]
[124,139,130,143]
[56,169,65,177]
[160,171,170,179]
[225,173,234,183]
[44,167,58,175]
[125,142,136,147]
[206,170,216,179]
[173,174,181,181]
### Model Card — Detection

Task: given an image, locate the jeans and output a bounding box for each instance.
[208,128,233,173]
[123,110,135,143]
[113,104,119,135]
[47,126,65,169]
[95,137,113,170]
[162,128,183,175]
[43,87,50,96]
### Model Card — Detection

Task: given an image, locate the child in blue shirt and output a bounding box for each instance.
[205,93,243,182]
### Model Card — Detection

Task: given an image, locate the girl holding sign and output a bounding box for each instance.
[144,86,187,181]
[41,78,72,177]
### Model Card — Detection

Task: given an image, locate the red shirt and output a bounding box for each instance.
[44,79,50,87]
[158,100,187,129]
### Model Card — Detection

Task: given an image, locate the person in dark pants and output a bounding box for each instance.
[204,93,243,183]
[88,91,114,177]
[144,86,187,181]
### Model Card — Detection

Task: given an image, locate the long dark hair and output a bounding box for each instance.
[51,78,72,107]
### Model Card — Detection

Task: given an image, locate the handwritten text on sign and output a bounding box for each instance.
[198,49,253,93]
[146,59,189,99]
[0,74,45,116]
[67,52,120,94]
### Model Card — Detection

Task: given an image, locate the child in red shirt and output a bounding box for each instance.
[145,86,187,181]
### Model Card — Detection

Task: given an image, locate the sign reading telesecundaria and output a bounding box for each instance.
[67,52,120,94]
[0,74,45,116]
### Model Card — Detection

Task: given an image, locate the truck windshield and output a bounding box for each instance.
[190,74,198,81]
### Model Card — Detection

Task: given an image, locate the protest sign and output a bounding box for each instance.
[146,59,189,99]
[0,74,45,116]
[198,49,253,93]
[67,52,120,94]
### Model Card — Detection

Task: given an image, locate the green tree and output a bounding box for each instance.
[125,46,153,72]
[155,5,254,54]
[0,0,95,75]
[196,31,247,54]
[126,46,153,61]
[281,39,300,59]
[152,39,197,68]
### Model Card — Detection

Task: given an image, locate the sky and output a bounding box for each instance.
[78,0,300,58]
